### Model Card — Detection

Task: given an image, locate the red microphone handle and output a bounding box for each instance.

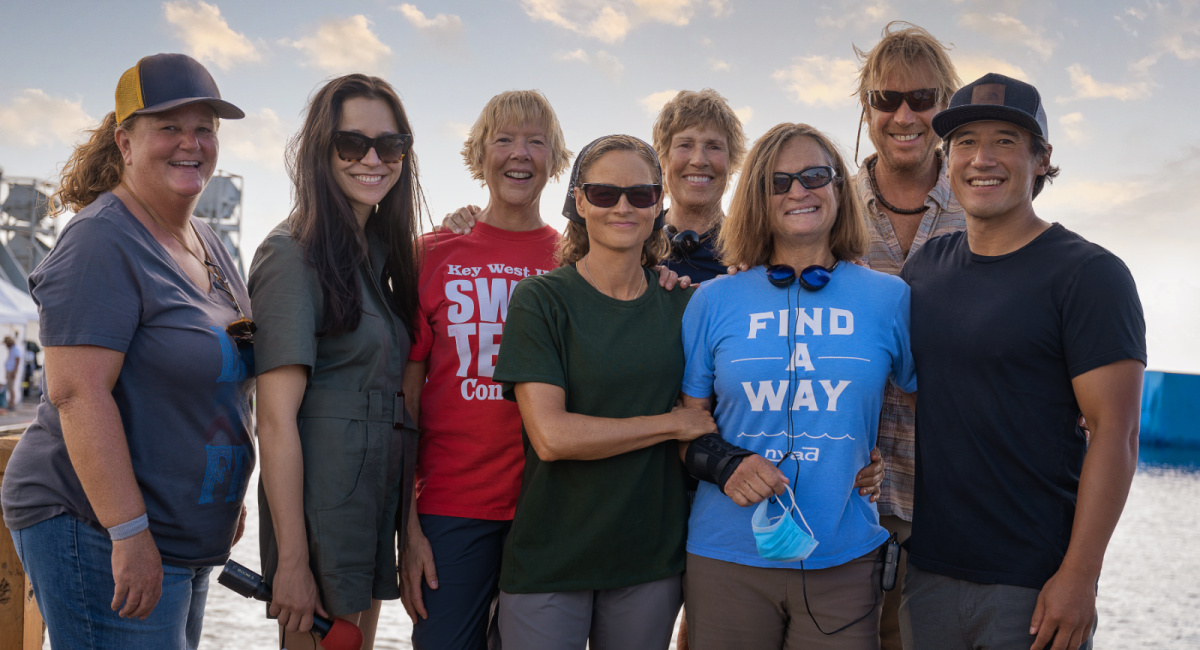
[318,618,364,650]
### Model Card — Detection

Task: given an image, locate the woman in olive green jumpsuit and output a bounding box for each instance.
[250,74,425,650]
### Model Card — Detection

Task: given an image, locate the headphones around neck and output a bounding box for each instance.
[664,221,721,257]
[561,134,666,231]
[765,260,840,291]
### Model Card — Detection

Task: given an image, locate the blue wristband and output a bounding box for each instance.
[107,513,149,541]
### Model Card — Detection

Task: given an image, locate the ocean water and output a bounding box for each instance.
[1093,450,1200,649]
[135,450,1200,648]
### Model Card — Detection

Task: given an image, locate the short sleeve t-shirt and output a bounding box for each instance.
[249,220,415,615]
[410,222,559,520]
[901,225,1146,589]
[682,264,916,570]
[1,192,255,567]
[250,222,411,394]
[492,266,692,593]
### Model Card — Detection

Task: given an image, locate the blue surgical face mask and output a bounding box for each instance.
[752,484,819,562]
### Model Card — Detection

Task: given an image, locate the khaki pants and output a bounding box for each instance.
[685,550,882,650]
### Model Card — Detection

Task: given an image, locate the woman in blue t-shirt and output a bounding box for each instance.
[679,122,917,649]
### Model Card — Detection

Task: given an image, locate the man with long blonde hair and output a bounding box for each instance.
[852,22,965,649]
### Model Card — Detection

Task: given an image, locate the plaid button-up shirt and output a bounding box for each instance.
[855,153,966,521]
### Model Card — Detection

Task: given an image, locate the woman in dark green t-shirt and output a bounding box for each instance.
[492,135,715,649]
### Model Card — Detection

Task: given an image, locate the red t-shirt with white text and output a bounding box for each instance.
[410,221,559,519]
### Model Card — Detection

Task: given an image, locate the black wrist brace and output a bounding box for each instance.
[684,433,754,493]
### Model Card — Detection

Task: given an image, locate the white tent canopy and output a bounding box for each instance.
[0,277,37,408]
[0,278,36,325]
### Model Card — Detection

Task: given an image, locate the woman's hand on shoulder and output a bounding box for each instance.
[655,266,692,291]
[724,263,751,276]
[670,404,715,442]
[441,205,481,234]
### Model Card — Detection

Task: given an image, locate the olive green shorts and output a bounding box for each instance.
[260,389,417,617]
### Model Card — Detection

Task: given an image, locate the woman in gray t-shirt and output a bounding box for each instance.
[251,73,423,650]
[1,53,252,650]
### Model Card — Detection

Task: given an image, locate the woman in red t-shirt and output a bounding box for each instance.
[399,90,570,650]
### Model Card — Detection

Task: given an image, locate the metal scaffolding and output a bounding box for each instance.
[0,173,58,294]
[0,169,245,289]
[195,171,246,278]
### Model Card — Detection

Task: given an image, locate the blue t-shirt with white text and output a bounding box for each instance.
[682,263,916,569]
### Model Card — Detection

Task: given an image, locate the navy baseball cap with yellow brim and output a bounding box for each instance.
[115,53,244,125]
[932,73,1048,141]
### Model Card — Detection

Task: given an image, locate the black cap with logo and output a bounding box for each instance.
[932,73,1048,141]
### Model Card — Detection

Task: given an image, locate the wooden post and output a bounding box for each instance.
[22,585,41,650]
[1,432,44,650]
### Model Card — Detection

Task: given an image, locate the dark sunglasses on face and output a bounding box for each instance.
[579,183,663,209]
[333,131,413,164]
[867,88,939,113]
[772,166,837,195]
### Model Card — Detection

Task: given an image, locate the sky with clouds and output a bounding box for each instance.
[1,0,1197,372]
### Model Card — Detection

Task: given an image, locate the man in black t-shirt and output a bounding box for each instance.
[899,74,1146,650]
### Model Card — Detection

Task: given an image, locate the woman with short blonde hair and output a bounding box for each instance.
[650,88,746,282]
[399,89,570,650]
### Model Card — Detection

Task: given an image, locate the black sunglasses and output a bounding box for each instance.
[204,260,256,345]
[867,88,939,113]
[772,166,837,195]
[766,261,839,292]
[333,131,413,164]
[580,183,663,209]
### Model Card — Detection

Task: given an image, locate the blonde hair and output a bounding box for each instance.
[555,135,669,268]
[53,112,137,213]
[651,88,747,179]
[855,21,961,112]
[719,123,867,268]
[461,90,571,183]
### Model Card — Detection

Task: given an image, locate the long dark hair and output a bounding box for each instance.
[287,74,425,338]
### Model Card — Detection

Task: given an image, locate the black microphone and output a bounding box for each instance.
[218,560,363,650]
